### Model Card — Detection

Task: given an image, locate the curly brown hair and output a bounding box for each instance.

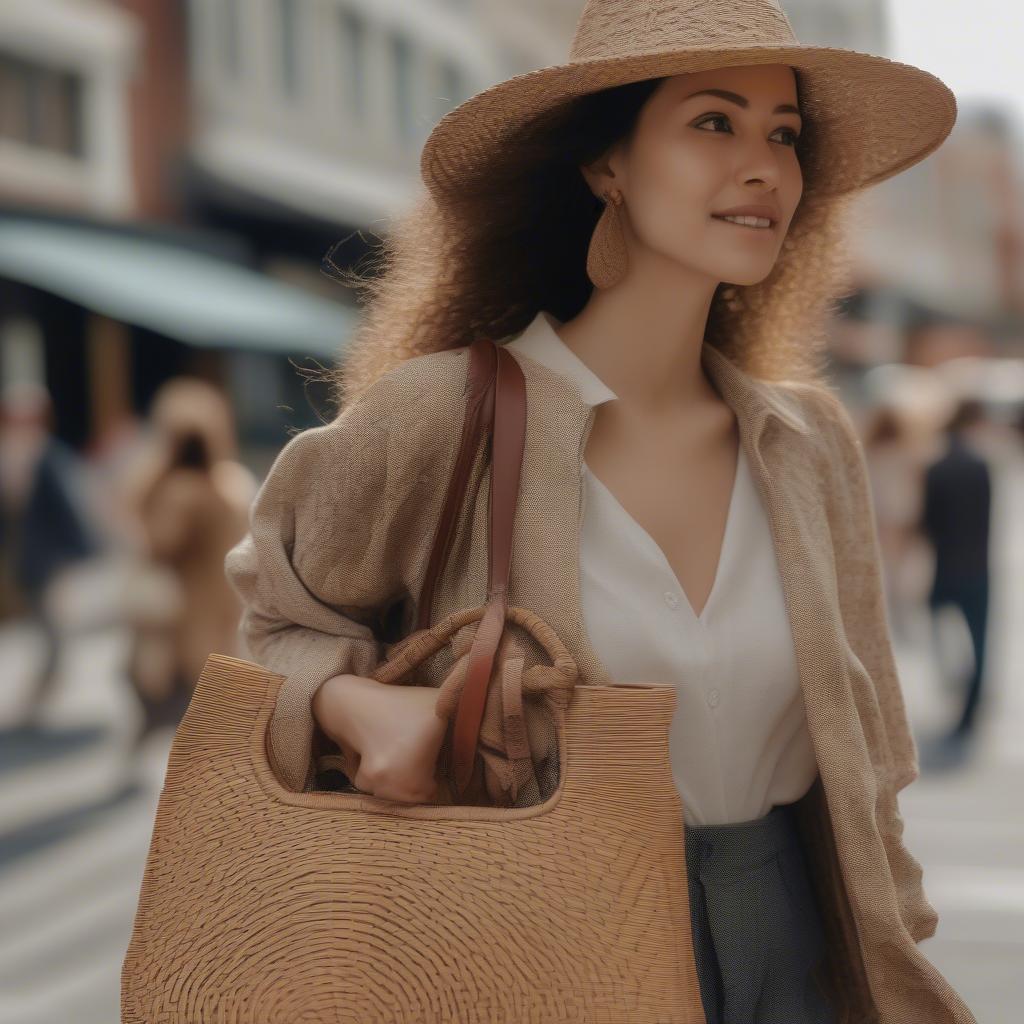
[322,71,862,415]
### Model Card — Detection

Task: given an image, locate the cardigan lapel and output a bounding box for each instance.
[699,341,811,440]
[699,347,871,864]
[701,345,905,1009]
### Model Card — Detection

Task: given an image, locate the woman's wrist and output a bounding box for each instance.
[312,674,367,748]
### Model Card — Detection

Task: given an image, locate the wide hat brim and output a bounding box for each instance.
[420,45,957,204]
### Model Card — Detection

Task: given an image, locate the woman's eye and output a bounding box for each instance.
[695,114,731,134]
[694,113,801,147]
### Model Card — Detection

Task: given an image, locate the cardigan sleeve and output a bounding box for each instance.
[225,347,470,794]
[224,409,396,794]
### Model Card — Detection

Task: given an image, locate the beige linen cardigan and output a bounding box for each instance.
[224,335,976,1024]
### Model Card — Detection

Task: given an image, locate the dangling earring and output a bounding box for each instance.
[586,187,629,289]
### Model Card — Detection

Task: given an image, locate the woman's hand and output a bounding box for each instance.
[312,674,448,803]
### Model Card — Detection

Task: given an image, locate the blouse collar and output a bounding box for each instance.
[503,309,617,407]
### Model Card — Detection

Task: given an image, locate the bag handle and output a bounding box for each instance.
[414,338,528,798]
[375,604,578,690]
[415,340,498,632]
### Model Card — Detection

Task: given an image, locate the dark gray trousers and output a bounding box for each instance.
[684,800,838,1024]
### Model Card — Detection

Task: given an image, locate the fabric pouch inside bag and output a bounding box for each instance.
[312,610,575,809]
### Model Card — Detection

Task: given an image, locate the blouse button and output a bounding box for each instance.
[706,688,721,708]
[663,590,679,609]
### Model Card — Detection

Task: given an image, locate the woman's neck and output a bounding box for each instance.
[552,276,720,415]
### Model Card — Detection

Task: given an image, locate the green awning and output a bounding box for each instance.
[0,218,355,358]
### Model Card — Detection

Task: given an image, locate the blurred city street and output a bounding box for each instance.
[0,552,170,1024]
[0,452,1021,1024]
[892,443,1024,1022]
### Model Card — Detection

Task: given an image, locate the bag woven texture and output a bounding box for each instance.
[121,637,707,1022]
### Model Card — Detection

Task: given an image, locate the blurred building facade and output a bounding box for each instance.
[0,0,582,466]
[181,0,583,291]
[783,0,1024,371]
[854,105,1024,326]
[782,0,889,52]
[185,0,490,230]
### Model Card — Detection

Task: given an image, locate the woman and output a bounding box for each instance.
[124,377,255,745]
[225,1,975,1021]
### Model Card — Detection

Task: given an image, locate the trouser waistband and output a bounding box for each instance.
[684,801,801,860]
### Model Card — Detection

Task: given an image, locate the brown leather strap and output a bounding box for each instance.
[450,344,526,794]
[416,340,498,631]
[413,338,528,797]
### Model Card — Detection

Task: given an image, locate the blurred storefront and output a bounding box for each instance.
[0,211,354,466]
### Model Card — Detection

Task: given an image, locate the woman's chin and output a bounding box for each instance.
[716,265,777,288]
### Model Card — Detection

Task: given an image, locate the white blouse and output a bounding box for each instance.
[504,310,819,826]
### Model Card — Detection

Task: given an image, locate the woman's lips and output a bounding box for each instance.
[711,215,776,232]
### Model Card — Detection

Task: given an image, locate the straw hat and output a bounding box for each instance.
[420,0,957,205]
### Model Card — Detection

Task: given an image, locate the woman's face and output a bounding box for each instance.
[585,64,804,288]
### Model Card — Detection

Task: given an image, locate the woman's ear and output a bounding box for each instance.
[579,146,623,201]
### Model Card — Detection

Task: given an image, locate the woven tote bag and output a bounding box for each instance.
[121,340,707,1023]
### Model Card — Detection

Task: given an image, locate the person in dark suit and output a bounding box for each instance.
[919,397,992,763]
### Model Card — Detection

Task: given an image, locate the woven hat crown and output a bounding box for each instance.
[569,0,798,62]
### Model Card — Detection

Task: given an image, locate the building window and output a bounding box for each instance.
[0,52,83,157]
[389,29,415,142]
[338,7,367,123]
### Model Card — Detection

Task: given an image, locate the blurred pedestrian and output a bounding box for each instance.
[0,381,102,723]
[120,378,256,747]
[919,396,992,760]
[862,403,927,640]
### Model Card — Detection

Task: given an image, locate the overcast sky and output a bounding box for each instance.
[888,0,1024,141]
